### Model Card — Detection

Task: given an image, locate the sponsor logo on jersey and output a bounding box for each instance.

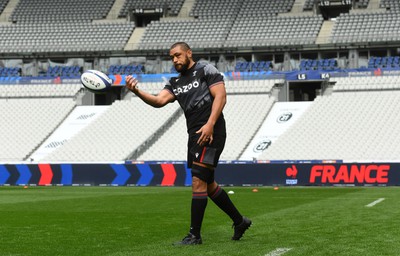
[173,80,200,96]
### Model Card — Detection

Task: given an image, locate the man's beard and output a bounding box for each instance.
[175,57,191,73]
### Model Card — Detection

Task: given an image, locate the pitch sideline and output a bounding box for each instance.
[365,198,385,207]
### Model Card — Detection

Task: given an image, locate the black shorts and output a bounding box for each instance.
[187,133,226,168]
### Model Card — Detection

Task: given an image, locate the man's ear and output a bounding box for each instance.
[187,49,193,58]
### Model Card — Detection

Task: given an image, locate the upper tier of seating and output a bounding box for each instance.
[0,21,135,53]
[225,15,324,47]
[190,0,294,17]
[331,11,400,44]
[138,18,233,50]
[10,0,114,22]
[1,0,399,52]
[189,0,241,17]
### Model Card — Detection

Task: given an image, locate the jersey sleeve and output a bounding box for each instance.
[204,64,224,88]
[163,78,176,99]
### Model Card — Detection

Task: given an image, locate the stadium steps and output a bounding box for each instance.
[0,0,18,22]
[26,104,77,162]
[106,0,125,20]
[290,0,308,14]
[315,20,334,45]
[125,27,145,51]
[367,0,380,9]
[178,0,195,18]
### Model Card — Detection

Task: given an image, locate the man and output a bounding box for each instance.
[125,42,251,245]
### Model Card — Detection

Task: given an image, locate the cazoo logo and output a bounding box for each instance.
[173,81,200,96]
[277,112,293,123]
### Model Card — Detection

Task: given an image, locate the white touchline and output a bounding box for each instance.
[265,248,292,256]
[366,198,385,207]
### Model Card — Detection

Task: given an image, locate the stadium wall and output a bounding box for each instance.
[0,162,398,187]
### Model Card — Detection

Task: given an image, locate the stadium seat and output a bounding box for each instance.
[0,67,21,77]
[107,64,144,75]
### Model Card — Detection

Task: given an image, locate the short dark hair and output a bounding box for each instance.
[170,42,191,51]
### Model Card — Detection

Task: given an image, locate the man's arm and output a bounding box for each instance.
[125,75,175,108]
[196,82,226,145]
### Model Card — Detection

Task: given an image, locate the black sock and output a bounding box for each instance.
[190,191,208,238]
[209,186,243,225]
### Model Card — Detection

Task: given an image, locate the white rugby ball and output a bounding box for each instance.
[80,70,113,92]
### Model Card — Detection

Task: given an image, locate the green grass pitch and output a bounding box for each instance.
[0,186,399,256]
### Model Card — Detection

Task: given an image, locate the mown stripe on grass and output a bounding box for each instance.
[365,198,385,207]
[264,248,292,256]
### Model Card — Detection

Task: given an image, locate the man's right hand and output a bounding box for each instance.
[126,75,139,93]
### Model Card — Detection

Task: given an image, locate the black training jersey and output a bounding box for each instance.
[164,62,226,135]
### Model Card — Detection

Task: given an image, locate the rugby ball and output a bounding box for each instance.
[80,70,113,92]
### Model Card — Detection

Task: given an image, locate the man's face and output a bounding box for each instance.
[170,46,192,72]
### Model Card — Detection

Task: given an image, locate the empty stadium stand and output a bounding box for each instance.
[0,21,135,53]
[137,0,320,50]
[138,94,276,161]
[258,76,400,161]
[42,98,180,162]
[10,0,114,22]
[189,0,242,17]
[225,15,324,47]
[331,11,400,44]
[0,98,76,161]
[138,18,233,50]
[0,0,135,53]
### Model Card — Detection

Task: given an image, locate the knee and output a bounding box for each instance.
[192,176,207,192]
[207,181,218,195]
